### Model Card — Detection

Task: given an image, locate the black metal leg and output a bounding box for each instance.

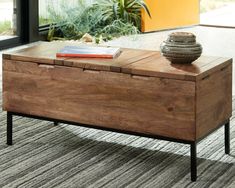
[7,112,13,145]
[54,121,59,126]
[190,142,197,181]
[225,120,230,154]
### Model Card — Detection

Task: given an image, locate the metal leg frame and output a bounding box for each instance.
[189,119,230,181]
[190,142,197,181]
[6,112,58,145]
[54,121,59,126]
[225,120,230,154]
[7,112,13,145]
[5,111,231,182]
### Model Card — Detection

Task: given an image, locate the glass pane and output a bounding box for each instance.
[0,0,17,40]
[39,0,53,26]
[200,0,235,27]
[39,0,94,26]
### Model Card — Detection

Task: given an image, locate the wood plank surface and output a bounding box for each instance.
[3,42,68,64]
[122,54,232,81]
[196,63,232,139]
[3,60,196,141]
[2,42,92,64]
[195,57,232,80]
[3,42,157,73]
[3,41,232,81]
[65,48,158,72]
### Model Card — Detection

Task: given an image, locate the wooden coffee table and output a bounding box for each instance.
[2,42,232,181]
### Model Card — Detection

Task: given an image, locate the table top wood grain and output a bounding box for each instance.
[3,41,232,81]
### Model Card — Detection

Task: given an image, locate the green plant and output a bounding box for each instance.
[47,0,140,42]
[47,0,105,39]
[95,0,151,29]
[101,19,139,36]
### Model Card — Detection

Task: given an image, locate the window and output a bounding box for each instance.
[0,0,21,49]
[39,0,53,26]
[0,0,40,50]
[0,0,16,40]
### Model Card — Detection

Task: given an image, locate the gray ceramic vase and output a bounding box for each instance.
[160,32,202,64]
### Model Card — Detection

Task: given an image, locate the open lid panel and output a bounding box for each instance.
[2,41,232,81]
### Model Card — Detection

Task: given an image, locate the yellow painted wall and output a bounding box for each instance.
[141,0,200,32]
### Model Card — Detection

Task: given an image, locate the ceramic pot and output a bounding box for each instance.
[160,32,202,64]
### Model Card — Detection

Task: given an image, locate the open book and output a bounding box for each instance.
[56,45,121,58]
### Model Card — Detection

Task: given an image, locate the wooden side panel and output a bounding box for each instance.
[196,63,232,140]
[3,60,196,141]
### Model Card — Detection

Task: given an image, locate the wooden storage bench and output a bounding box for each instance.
[2,42,233,181]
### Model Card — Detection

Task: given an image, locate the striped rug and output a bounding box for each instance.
[0,98,234,188]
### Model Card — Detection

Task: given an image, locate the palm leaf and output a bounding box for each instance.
[137,1,151,18]
[113,2,119,19]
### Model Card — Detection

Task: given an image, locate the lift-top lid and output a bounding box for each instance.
[3,41,232,81]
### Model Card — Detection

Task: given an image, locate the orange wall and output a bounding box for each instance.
[141,0,200,32]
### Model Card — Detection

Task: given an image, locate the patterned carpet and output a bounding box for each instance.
[0,98,234,188]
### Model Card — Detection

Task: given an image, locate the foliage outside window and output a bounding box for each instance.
[43,0,151,43]
[0,0,15,37]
